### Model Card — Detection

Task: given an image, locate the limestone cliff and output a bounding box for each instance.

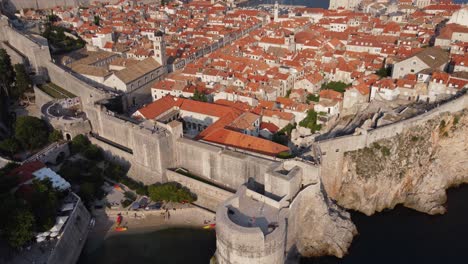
[288,184,357,258]
[335,110,468,215]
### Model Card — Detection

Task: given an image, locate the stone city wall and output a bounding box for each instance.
[0,23,50,73]
[23,141,70,164]
[166,170,233,212]
[318,93,468,198]
[175,138,277,190]
[0,41,27,65]
[215,192,287,264]
[47,194,91,264]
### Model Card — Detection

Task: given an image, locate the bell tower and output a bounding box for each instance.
[274,1,279,22]
[153,31,166,66]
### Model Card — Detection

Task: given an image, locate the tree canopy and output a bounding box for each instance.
[321,81,351,93]
[0,49,15,97]
[70,134,90,154]
[30,179,61,231]
[14,116,49,150]
[0,138,20,156]
[299,110,322,133]
[376,67,391,78]
[148,182,196,203]
[191,89,207,102]
[306,93,320,103]
[0,195,35,248]
[13,64,32,99]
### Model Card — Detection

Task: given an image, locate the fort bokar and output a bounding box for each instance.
[0,3,467,263]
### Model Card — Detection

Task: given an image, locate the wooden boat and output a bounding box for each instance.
[115,226,128,232]
[203,224,216,229]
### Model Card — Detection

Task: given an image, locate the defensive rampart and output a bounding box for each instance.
[318,93,468,197]
[175,138,277,190]
[166,170,234,211]
[47,194,91,264]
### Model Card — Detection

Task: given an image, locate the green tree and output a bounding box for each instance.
[192,89,207,102]
[0,138,21,156]
[4,208,35,248]
[306,93,319,103]
[321,81,350,93]
[299,110,322,133]
[79,182,95,208]
[148,182,196,203]
[71,134,90,154]
[58,161,81,183]
[376,67,391,78]
[83,144,103,160]
[0,49,15,98]
[30,179,60,231]
[48,129,63,143]
[14,116,49,150]
[93,15,100,26]
[13,64,32,99]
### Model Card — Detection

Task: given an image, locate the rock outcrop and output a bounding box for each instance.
[288,183,357,258]
[335,110,468,215]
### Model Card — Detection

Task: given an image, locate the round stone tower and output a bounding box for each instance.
[215,186,287,264]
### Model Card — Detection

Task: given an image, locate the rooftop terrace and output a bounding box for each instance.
[226,188,280,235]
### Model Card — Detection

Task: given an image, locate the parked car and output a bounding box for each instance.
[131,202,140,211]
[146,201,163,210]
[138,196,149,209]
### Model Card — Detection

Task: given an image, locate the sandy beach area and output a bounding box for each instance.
[86,205,216,244]
[79,205,217,263]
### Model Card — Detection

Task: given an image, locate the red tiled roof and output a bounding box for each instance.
[319,89,344,100]
[260,122,280,133]
[135,96,180,120]
[8,161,45,185]
[202,128,288,156]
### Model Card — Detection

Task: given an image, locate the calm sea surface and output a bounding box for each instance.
[303,185,468,264]
[78,228,216,264]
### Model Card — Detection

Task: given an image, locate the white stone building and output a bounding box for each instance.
[392,48,449,79]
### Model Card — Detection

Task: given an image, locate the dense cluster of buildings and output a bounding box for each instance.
[15,0,468,161]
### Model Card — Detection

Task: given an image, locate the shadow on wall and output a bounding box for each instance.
[78,208,114,262]
[101,149,131,170]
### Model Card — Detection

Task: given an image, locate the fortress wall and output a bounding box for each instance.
[317,134,366,197]
[47,195,90,264]
[131,126,175,179]
[0,42,27,65]
[45,61,109,105]
[90,134,165,184]
[175,138,276,190]
[365,94,467,145]
[318,93,468,198]
[215,196,286,264]
[2,26,50,72]
[94,111,136,148]
[166,170,233,211]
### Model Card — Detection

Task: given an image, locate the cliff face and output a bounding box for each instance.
[335,110,468,215]
[288,183,357,258]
